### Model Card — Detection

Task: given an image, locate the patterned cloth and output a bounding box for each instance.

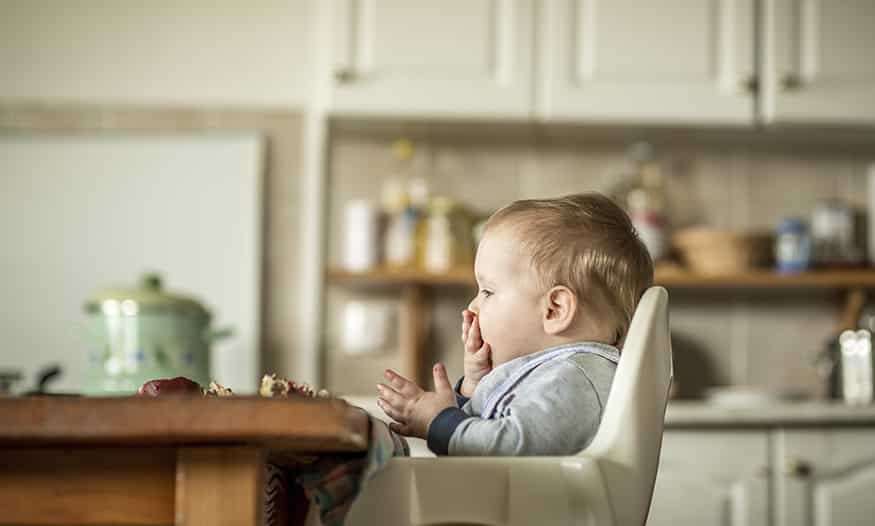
[265,414,408,526]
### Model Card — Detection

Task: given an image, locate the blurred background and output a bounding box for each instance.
[1,1,875,522]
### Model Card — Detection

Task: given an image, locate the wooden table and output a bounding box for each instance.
[0,396,369,526]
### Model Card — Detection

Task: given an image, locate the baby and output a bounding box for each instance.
[376,192,653,456]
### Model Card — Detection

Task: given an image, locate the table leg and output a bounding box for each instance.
[175,446,265,526]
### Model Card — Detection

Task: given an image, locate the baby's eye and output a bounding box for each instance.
[480,289,493,298]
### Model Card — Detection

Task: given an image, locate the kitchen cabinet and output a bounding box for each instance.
[648,430,771,526]
[761,0,875,126]
[329,0,534,118]
[537,0,757,125]
[326,0,875,126]
[648,427,875,526]
[773,428,875,526]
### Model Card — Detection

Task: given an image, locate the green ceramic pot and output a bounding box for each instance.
[82,274,232,395]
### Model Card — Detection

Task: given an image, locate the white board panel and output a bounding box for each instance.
[0,133,263,393]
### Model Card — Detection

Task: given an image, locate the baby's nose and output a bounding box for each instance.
[467,297,479,314]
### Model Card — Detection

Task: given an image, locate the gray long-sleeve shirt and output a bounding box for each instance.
[426,342,618,456]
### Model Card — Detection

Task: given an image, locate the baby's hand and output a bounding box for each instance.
[376,364,456,439]
[460,310,492,397]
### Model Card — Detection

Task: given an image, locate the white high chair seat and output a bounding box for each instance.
[345,286,673,526]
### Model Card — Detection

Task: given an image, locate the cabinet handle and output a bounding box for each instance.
[740,75,759,94]
[785,459,813,478]
[334,68,358,84]
[781,73,803,91]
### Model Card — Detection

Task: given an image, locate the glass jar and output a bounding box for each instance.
[811,199,860,267]
[419,197,473,273]
[775,218,810,274]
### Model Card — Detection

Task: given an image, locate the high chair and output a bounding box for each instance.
[345,286,673,526]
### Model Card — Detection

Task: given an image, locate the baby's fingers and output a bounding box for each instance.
[461,310,473,344]
[469,343,492,373]
[465,316,483,352]
[474,341,492,361]
[376,382,405,407]
[376,382,410,420]
[383,369,420,397]
[377,397,404,423]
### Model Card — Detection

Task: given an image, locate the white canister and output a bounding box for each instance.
[340,301,394,354]
[839,330,874,405]
[342,200,379,272]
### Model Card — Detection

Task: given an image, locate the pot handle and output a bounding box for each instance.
[204,327,234,342]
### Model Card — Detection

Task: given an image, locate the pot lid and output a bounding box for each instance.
[85,273,210,317]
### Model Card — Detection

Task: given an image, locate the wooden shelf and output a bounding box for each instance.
[325,265,875,387]
[653,267,875,289]
[326,267,472,386]
[327,266,875,289]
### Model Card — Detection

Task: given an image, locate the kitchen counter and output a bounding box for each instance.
[665,400,875,427]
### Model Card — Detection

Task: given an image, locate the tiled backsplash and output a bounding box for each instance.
[325,122,875,398]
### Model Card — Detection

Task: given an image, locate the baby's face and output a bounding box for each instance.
[467,226,546,367]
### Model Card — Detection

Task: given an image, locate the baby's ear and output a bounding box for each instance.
[542,286,577,335]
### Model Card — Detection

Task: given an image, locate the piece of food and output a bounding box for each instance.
[259,373,330,399]
[137,376,203,396]
[205,380,234,397]
[138,373,330,399]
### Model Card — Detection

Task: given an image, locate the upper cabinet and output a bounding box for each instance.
[761,0,875,126]
[537,0,756,125]
[324,0,875,127]
[329,0,534,119]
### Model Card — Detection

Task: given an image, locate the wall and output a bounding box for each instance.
[2,132,263,393]
[0,0,314,107]
[0,105,307,387]
[0,1,325,385]
[323,121,875,398]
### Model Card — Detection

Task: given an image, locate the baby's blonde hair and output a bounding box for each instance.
[485,192,653,346]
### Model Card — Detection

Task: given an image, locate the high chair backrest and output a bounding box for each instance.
[580,286,673,526]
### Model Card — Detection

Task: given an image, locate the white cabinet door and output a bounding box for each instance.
[774,429,875,526]
[761,0,875,125]
[537,0,756,124]
[329,0,533,118]
[648,431,771,526]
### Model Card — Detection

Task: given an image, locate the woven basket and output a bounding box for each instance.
[673,228,774,274]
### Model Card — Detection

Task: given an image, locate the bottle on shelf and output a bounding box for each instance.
[381,138,424,270]
[774,217,811,274]
[382,182,415,270]
[606,142,669,262]
[422,197,454,273]
[810,198,862,269]
[419,196,474,273]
